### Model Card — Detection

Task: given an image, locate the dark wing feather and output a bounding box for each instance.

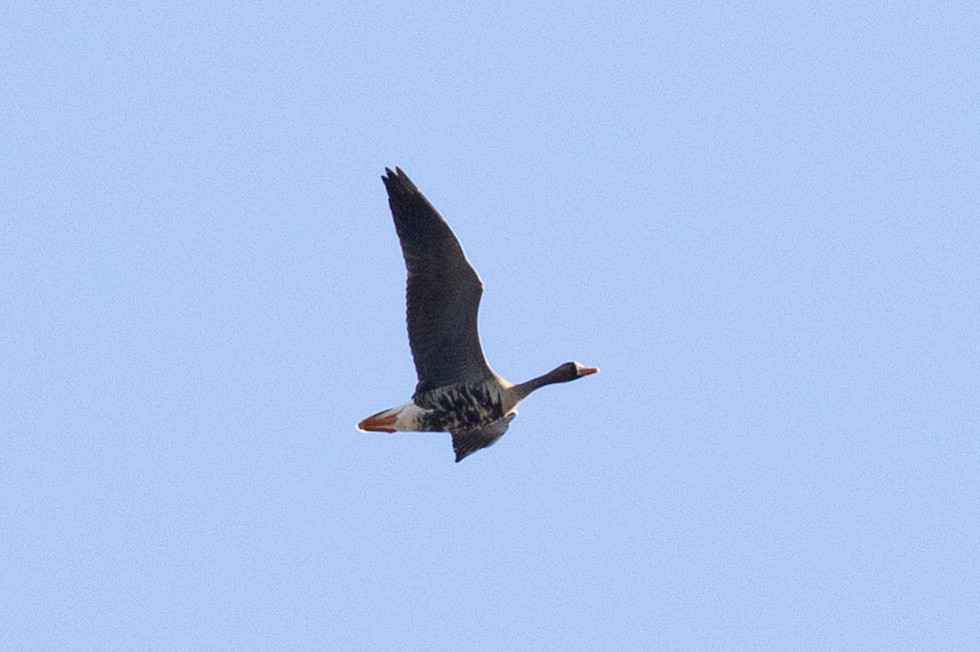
[382,168,493,391]
[451,414,515,463]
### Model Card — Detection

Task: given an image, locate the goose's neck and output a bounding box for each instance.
[510,366,569,402]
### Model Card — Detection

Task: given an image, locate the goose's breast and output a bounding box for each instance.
[415,383,506,432]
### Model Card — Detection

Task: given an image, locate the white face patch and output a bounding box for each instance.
[574,362,599,377]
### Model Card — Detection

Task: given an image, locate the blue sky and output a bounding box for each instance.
[3,2,978,649]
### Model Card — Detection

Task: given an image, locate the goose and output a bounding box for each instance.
[358,168,598,462]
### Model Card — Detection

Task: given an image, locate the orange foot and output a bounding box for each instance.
[357,413,398,433]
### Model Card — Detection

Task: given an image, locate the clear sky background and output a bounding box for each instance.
[3,2,978,650]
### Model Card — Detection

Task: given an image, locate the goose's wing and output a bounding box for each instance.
[450,414,515,463]
[382,168,493,392]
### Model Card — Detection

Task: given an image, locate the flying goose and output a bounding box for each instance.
[358,168,598,462]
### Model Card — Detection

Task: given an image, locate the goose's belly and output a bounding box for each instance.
[414,383,506,432]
